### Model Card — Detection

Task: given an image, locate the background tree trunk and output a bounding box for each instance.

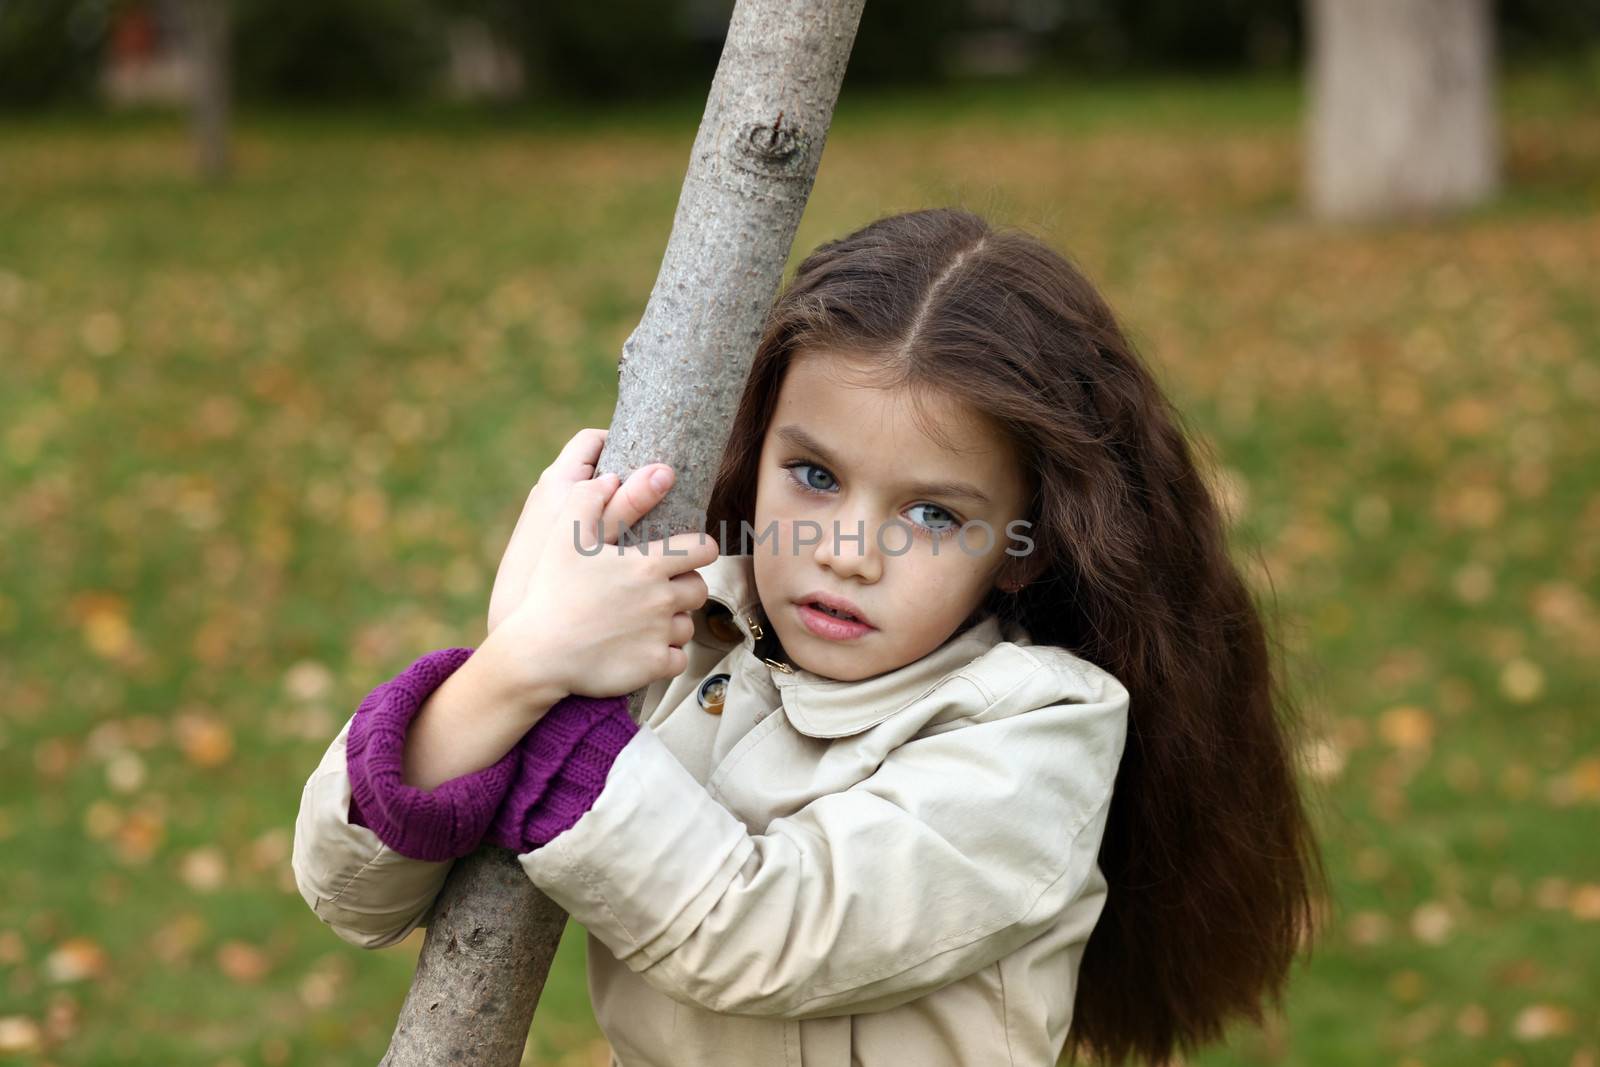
[1306,0,1499,221]
[379,1,866,1063]
[184,0,231,182]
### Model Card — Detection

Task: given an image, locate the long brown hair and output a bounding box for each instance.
[706,207,1329,1065]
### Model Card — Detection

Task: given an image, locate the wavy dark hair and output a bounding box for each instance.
[705,207,1329,1065]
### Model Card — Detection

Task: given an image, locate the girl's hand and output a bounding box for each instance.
[486,427,678,635]
[498,472,720,701]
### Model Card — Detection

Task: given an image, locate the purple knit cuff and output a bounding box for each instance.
[483,695,639,853]
[345,646,526,862]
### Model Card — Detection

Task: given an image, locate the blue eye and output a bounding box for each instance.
[906,503,958,535]
[780,461,963,541]
[786,461,836,493]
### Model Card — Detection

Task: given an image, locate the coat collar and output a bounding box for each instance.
[699,553,1023,738]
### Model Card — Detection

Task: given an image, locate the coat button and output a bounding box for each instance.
[705,611,742,644]
[697,673,731,714]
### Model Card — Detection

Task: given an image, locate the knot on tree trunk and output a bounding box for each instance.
[737,114,807,174]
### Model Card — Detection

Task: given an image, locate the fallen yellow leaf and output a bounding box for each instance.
[175,714,234,768]
[1512,1003,1573,1041]
[216,940,270,984]
[43,937,107,984]
[0,1016,43,1055]
[179,847,228,893]
[1378,706,1434,750]
[113,809,165,865]
[1499,658,1545,703]
[1568,883,1600,921]
[1410,901,1455,945]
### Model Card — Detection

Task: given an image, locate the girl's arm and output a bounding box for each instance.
[291,644,640,949]
[293,455,709,946]
[340,619,581,863]
[342,643,571,862]
[393,627,566,792]
[344,644,638,860]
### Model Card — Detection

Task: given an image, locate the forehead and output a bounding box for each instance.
[766,350,1016,482]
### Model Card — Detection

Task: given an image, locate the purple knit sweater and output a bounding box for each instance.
[344,646,639,862]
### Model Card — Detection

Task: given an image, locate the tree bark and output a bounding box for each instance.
[184,0,231,182]
[1306,0,1499,221]
[379,1,865,1063]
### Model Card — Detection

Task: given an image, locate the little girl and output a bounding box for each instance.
[293,208,1327,1066]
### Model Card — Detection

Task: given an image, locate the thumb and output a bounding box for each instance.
[560,473,619,553]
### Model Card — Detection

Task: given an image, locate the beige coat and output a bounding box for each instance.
[293,552,1129,1066]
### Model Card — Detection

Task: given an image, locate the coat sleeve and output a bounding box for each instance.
[291,711,458,950]
[515,661,1130,1020]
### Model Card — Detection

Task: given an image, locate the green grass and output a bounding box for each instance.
[1,62,1597,1065]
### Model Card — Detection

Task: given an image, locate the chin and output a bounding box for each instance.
[792,642,887,683]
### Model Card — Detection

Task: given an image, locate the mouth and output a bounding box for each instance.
[796,593,872,627]
[794,594,875,640]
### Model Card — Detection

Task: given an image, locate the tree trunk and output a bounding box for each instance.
[184,0,231,182]
[1306,0,1498,221]
[378,1,865,1063]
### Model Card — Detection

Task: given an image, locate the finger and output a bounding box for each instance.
[669,611,694,646]
[561,473,620,552]
[545,427,609,484]
[654,531,721,573]
[558,427,607,466]
[599,464,674,541]
[668,570,709,612]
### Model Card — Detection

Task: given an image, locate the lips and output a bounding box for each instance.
[796,592,873,628]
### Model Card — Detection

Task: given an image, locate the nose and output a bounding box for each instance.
[811,509,881,583]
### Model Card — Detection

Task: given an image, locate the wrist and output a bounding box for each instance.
[478,617,570,725]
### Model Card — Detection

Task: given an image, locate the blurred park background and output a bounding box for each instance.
[1,0,1597,1064]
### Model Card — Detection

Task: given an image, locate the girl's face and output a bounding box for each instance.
[750,349,1033,681]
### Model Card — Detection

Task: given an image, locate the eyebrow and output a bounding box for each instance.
[774,424,994,507]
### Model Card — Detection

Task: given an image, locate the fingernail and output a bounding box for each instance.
[650,467,672,491]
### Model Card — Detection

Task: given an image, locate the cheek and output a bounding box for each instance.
[752,471,778,521]
[901,557,989,608]
[948,515,1018,567]
[751,478,799,546]
[896,558,949,596]
[755,471,808,522]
